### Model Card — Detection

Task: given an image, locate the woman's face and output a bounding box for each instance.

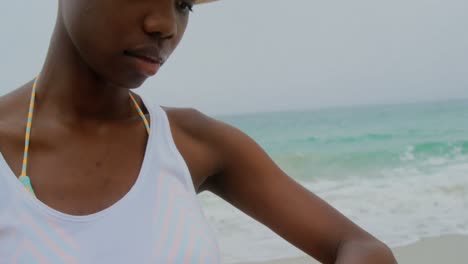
[59,0,193,88]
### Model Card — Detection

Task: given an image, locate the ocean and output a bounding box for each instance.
[198,99,468,263]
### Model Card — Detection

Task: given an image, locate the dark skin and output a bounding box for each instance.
[0,0,396,263]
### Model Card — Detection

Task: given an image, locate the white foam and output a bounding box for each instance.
[400,145,415,161]
[198,160,468,263]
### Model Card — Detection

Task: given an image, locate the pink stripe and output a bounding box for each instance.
[167,188,219,263]
[151,169,167,220]
[175,220,219,263]
[182,230,197,264]
[19,212,79,264]
[48,219,79,251]
[198,250,205,264]
[11,240,26,264]
[22,240,50,264]
[167,206,187,261]
[149,169,169,262]
[151,170,219,261]
[171,178,220,255]
[164,176,217,245]
[153,176,178,252]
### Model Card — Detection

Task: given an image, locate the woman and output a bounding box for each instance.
[0,0,396,263]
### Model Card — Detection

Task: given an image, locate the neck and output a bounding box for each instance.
[35,16,135,123]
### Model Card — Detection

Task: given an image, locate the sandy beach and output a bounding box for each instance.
[237,234,468,264]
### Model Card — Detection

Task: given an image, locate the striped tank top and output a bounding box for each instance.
[0,96,221,263]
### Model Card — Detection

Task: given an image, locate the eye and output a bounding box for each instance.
[177,1,194,13]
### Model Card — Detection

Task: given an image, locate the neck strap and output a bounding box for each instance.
[19,77,151,196]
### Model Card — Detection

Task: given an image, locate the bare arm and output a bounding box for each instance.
[194,111,396,264]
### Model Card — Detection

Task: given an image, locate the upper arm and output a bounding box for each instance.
[199,115,375,263]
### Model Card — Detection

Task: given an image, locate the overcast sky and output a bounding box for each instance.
[1,0,467,115]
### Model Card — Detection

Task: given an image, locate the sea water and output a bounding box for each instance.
[198,99,468,263]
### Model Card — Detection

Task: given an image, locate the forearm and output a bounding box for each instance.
[334,238,397,264]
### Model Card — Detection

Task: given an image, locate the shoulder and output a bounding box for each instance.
[160,106,254,190]
[160,106,245,151]
[160,106,261,188]
[160,106,227,167]
[161,106,220,139]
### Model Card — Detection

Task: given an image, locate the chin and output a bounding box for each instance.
[105,71,149,89]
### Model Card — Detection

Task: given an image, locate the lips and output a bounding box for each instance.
[124,46,166,76]
[124,46,165,65]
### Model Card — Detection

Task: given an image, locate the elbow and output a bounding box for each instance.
[366,241,397,264]
[335,238,397,264]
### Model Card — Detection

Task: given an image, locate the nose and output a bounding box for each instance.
[142,3,178,39]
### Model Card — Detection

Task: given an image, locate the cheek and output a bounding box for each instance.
[59,0,189,87]
[61,1,106,49]
[62,1,133,76]
[167,19,189,55]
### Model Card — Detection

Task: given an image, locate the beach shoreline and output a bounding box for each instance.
[236,234,468,264]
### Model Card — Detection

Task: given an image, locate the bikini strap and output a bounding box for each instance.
[19,77,151,196]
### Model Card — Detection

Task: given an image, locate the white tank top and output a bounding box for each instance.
[0,96,221,264]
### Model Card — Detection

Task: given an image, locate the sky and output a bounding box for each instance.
[1,0,467,115]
